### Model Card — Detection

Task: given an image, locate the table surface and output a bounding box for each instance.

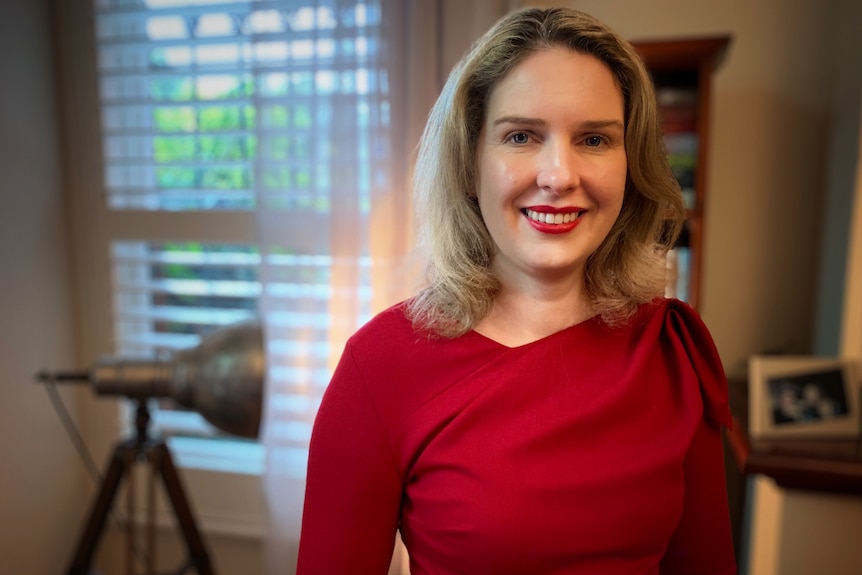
[725,379,862,495]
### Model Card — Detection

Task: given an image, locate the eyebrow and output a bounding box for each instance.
[492,116,625,131]
[492,115,546,128]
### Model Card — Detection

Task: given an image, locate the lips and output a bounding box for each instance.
[524,208,583,224]
[522,207,585,234]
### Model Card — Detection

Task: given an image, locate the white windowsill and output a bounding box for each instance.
[168,436,266,476]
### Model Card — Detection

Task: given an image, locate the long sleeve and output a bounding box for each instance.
[660,299,737,574]
[296,345,403,575]
[660,416,737,574]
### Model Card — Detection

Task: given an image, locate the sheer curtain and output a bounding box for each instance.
[257,0,415,570]
[257,1,519,573]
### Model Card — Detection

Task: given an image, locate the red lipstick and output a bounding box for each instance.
[522,206,584,235]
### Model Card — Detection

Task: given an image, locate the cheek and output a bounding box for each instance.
[476,165,500,208]
[598,156,628,204]
[485,166,528,209]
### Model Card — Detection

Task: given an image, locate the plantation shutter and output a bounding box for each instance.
[94,0,408,474]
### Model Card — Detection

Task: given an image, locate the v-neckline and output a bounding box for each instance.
[467,313,602,350]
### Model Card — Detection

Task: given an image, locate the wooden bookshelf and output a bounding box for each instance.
[633,36,731,310]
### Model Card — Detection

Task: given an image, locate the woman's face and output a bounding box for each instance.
[475,48,627,286]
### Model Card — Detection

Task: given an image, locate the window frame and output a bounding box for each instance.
[54,0,418,542]
[51,0,336,536]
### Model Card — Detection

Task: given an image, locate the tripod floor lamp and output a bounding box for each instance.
[37,320,265,575]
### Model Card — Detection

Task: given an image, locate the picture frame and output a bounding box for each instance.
[748,355,861,440]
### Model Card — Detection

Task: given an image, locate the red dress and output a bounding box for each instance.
[297,298,737,574]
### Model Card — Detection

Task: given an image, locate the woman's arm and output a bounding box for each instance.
[296,346,404,575]
[660,416,737,575]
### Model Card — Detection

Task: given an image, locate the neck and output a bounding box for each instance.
[475,272,594,347]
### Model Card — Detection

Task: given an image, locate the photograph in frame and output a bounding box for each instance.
[748,355,861,440]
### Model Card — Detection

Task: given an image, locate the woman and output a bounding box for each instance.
[297,7,736,575]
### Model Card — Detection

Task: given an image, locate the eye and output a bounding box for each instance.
[584,135,607,147]
[506,131,532,145]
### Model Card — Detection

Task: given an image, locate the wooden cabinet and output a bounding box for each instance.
[724,377,862,563]
[632,36,731,310]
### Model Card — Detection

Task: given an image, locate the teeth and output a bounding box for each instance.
[525,209,580,224]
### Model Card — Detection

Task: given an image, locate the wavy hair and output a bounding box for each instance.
[407,7,684,337]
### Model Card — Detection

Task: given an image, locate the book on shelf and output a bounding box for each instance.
[656,87,698,133]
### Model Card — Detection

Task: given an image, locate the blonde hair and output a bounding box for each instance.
[407,7,684,337]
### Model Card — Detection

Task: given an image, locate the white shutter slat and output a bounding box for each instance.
[97,0,390,476]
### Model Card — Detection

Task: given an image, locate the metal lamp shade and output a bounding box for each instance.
[89,320,265,439]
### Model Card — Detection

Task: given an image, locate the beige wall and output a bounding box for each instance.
[839,102,862,360]
[0,1,87,572]
[529,0,837,377]
[747,476,862,575]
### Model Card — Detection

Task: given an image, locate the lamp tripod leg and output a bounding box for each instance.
[68,442,131,575]
[67,439,216,575]
[154,442,215,575]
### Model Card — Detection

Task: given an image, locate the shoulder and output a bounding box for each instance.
[631,298,714,346]
[331,300,503,433]
[337,300,460,390]
[342,300,427,360]
[636,298,732,428]
[350,301,414,341]
[633,297,703,326]
[342,299,498,376]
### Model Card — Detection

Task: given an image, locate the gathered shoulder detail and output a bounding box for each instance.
[660,299,733,428]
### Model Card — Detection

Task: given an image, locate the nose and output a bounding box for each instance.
[536,139,579,194]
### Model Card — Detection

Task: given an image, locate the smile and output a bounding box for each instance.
[523,208,584,225]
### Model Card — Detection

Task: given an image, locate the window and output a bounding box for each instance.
[87,0,402,480]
